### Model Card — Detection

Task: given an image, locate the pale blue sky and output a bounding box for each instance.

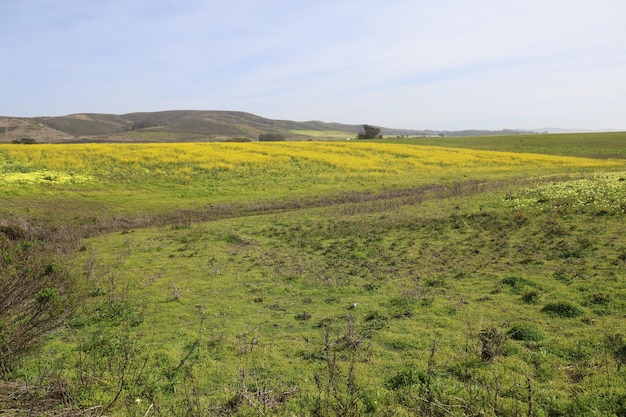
[1,0,625,130]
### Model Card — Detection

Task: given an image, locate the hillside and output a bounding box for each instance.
[0,110,537,143]
[0,111,366,143]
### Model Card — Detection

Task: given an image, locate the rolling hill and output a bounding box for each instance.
[0,110,367,143]
[0,110,538,143]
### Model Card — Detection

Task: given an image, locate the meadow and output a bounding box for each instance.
[0,141,620,223]
[2,135,626,416]
[380,131,626,159]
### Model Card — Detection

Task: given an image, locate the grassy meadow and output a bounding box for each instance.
[379,131,626,159]
[2,134,626,416]
[1,141,621,223]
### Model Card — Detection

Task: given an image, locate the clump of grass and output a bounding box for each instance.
[521,289,542,304]
[501,275,536,288]
[541,301,585,318]
[295,312,312,321]
[507,322,545,341]
[501,275,540,295]
[385,368,426,390]
[588,292,612,305]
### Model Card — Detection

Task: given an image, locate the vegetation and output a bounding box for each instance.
[258,133,285,142]
[1,133,626,415]
[1,141,618,226]
[357,124,382,139]
[0,236,76,373]
[0,111,363,143]
[379,131,626,159]
[289,130,355,139]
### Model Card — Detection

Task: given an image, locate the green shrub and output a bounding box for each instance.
[0,238,76,374]
[507,322,545,341]
[541,301,585,318]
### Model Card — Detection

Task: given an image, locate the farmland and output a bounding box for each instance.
[2,135,626,416]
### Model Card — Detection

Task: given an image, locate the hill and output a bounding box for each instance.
[0,111,364,143]
[0,110,536,143]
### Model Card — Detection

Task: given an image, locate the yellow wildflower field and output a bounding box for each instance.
[0,142,622,190]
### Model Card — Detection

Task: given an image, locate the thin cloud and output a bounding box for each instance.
[1,0,625,130]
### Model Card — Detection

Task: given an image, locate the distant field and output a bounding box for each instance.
[379,131,626,159]
[289,129,354,138]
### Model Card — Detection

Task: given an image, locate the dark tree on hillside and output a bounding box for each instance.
[357,124,382,139]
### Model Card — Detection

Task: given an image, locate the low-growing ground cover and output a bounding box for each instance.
[289,130,352,138]
[2,136,626,416]
[14,171,626,416]
[381,131,626,159]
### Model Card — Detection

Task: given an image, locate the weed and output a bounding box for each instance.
[479,327,506,363]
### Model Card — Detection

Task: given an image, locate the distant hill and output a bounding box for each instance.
[0,110,535,143]
[0,111,359,143]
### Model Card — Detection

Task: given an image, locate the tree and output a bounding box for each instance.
[357,124,382,139]
[259,133,285,141]
[258,133,285,142]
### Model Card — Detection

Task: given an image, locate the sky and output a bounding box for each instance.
[1,0,625,131]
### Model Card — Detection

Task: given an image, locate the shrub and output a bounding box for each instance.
[0,238,76,374]
[541,301,585,318]
[258,133,285,142]
[507,322,545,341]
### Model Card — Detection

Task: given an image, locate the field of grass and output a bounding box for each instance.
[289,130,354,139]
[380,131,626,159]
[2,134,626,416]
[1,141,621,224]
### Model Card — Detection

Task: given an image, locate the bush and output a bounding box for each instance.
[258,133,285,142]
[507,322,545,341]
[541,301,585,318]
[0,238,76,374]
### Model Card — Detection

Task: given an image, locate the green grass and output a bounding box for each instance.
[289,129,354,138]
[1,141,621,227]
[378,131,626,159]
[13,174,626,415]
[4,134,626,415]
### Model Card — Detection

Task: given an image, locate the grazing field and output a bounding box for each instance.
[380,131,626,159]
[0,141,621,223]
[289,129,353,138]
[2,135,626,416]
